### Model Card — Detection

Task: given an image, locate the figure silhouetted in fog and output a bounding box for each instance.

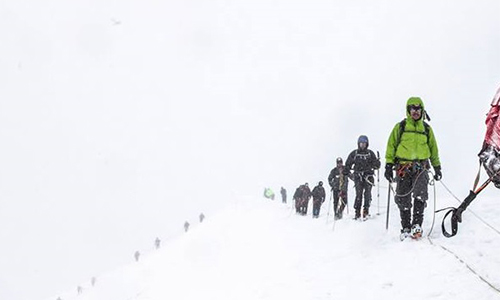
[199,213,205,223]
[184,221,190,232]
[328,157,349,220]
[344,135,380,220]
[293,185,303,214]
[293,183,311,215]
[263,187,275,200]
[155,237,161,249]
[134,250,140,262]
[280,187,287,203]
[311,181,326,218]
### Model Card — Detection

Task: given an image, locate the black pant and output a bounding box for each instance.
[354,175,373,212]
[333,189,348,214]
[395,167,429,229]
[313,199,322,216]
[296,198,309,215]
[301,198,309,215]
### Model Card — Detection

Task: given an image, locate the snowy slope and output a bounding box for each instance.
[49,187,500,300]
[1,1,499,299]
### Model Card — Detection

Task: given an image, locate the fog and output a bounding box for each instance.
[0,0,499,299]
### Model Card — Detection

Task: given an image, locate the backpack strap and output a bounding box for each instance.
[396,119,406,147]
[397,119,430,147]
[424,122,430,143]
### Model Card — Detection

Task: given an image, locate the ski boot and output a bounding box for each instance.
[338,203,345,218]
[362,208,370,221]
[354,210,361,220]
[400,228,411,241]
[411,224,423,239]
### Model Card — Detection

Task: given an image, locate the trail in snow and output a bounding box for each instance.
[52,191,500,300]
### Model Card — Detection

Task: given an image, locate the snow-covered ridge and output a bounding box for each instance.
[1,1,499,299]
[49,193,500,300]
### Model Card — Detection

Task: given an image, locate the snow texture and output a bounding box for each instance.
[49,191,500,300]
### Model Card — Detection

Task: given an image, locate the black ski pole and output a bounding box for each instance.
[377,151,380,215]
[386,182,392,231]
[326,190,332,224]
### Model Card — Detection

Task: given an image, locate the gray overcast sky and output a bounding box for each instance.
[0,0,499,299]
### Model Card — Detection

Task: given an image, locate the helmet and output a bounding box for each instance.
[336,157,343,164]
[358,135,369,144]
[358,135,369,149]
[319,181,323,186]
[305,182,309,186]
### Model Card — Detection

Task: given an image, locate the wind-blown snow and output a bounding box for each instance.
[50,190,500,300]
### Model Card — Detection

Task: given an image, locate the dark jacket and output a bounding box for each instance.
[328,166,348,192]
[345,148,380,177]
[293,187,303,200]
[301,185,311,200]
[312,185,326,202]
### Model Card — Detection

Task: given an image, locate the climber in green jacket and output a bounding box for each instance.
[384,96,442,240]
[264,187,275,200]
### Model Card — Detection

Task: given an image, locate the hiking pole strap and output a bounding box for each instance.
[441,190,477,238]
[441,208,458,238]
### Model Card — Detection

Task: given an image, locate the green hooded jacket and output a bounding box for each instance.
[385,97,441,167]
[264,188,275,199]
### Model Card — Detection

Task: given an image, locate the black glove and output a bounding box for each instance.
[384,164,394,182]
[342,168,350,176]
[433,166,442,181]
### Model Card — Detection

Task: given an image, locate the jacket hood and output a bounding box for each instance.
[357,135,369,149]
[406,97,425,120]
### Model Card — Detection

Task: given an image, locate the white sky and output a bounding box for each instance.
[0,0,499,299]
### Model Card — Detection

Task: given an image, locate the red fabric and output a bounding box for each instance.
[491,86,500,106]
[483,86,500,150]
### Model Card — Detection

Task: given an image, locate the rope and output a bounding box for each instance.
[390,168,428,198]
[427,237,500,294]
[437,179,461,202]
[286,180,500,295]
[427,175,437,237]
[364,171,420,206]
[427,170,500,294]
[384,169,436,236]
